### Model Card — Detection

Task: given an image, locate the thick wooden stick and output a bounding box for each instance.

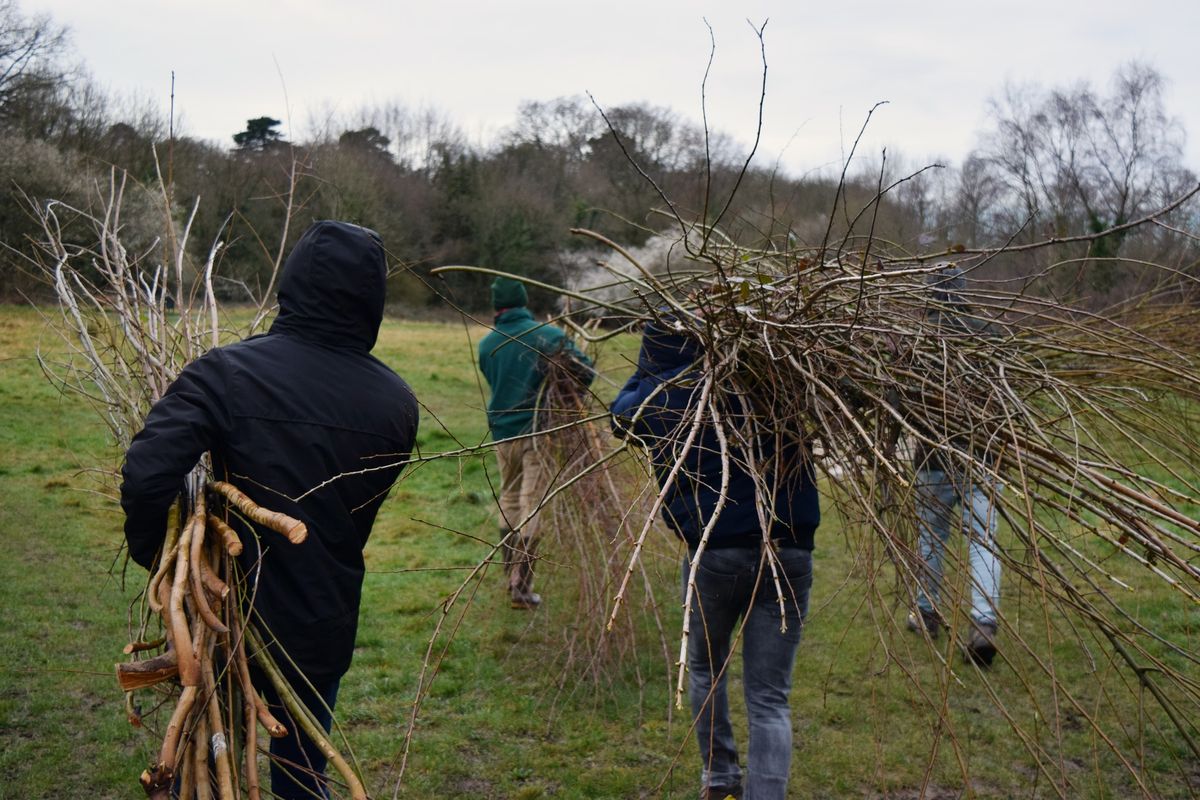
[116,650,179,691]
[228,586,264,800]
[208,481,307,544]
[168,501,203,687]
[230,605,287,739]
[192,710,212,800]
[202,656,236,799]
[146,504,183,615]
[189,512,228,634]
[176,739,195,800]
[146,543,177,616]
[206,513,244,556]
[241,666,262,800]
[154,572,173,650]
[139,684,199,797]
[197,557,228,599]
[123,636,167,655]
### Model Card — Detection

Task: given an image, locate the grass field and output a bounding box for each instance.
[1,305,1197,799]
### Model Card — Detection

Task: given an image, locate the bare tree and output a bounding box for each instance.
[949,153,1002,246]
[971,61,1197,293]
[508,95,598,162]
[0,0,69,126]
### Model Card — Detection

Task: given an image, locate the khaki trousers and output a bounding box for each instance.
[495,436,546,589]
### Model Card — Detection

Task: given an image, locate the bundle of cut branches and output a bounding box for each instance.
[120,480,364,798]
[529,347,674,698]
[568,222,1200,784]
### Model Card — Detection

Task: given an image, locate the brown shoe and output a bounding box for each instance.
[965,620,998,667]
[508,539,540,609]
[906,608,941,638]
[510,589,542,610]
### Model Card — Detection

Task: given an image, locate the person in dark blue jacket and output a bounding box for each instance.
[610,320,819,800]
[121,221,419,799]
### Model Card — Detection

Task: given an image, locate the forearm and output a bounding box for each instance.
[119,356,227,568]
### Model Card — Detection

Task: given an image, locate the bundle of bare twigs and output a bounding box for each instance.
[562,222,1200,780]
[529,349,674,697]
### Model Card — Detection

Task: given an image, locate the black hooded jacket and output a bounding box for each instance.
[120,221,419,681]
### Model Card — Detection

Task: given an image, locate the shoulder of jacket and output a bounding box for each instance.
[480,326,507,343]
[478,329,506,358]
[531,322,567,346]
[181,342,235,377]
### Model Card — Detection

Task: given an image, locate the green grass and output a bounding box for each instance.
[1,305,1197,799]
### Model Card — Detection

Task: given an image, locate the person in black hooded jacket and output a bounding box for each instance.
[610,320,819,800]
[121,220,419,799]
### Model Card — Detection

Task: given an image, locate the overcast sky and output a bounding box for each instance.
[26,0,1200,176]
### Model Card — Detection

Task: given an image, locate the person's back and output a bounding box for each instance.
[478,301,578,441]
[121,220,419,797]
[610,322,819,550]
[476,276,593,609]
[610,320,818,800]
[150,322,416,675]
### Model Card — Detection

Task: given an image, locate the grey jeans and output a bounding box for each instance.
[684,545,814,800]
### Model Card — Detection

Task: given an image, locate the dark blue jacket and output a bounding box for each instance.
[610,323,819,550]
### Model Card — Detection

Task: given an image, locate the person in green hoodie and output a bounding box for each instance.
[478,276,593,609]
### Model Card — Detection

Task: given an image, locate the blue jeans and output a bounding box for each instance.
[684,545,813,800]
[260,674,341,800]
[914,467,1001,625]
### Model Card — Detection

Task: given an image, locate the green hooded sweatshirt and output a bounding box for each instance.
[478,301,592,440]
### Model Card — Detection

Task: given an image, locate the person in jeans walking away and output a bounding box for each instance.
[121,221,420,798]
[908,459,1001,665]
[906,264,1003,666]
[611,320,820,800]
[478,276,592,609]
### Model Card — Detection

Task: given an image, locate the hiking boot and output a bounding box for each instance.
[701,784,742,800]
[510,589,542,610]
[508,537,540,610]
[906,607,941,639]
[965,620,998,667]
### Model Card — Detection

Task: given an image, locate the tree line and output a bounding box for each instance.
[2,1,1197,311]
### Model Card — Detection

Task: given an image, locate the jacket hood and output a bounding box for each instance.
[270,221,387,351]
[638,320,699,373]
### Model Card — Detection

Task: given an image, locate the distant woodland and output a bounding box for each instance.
[3,1,1197,311]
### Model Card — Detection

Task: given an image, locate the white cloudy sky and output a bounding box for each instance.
[27,0,1200,176]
